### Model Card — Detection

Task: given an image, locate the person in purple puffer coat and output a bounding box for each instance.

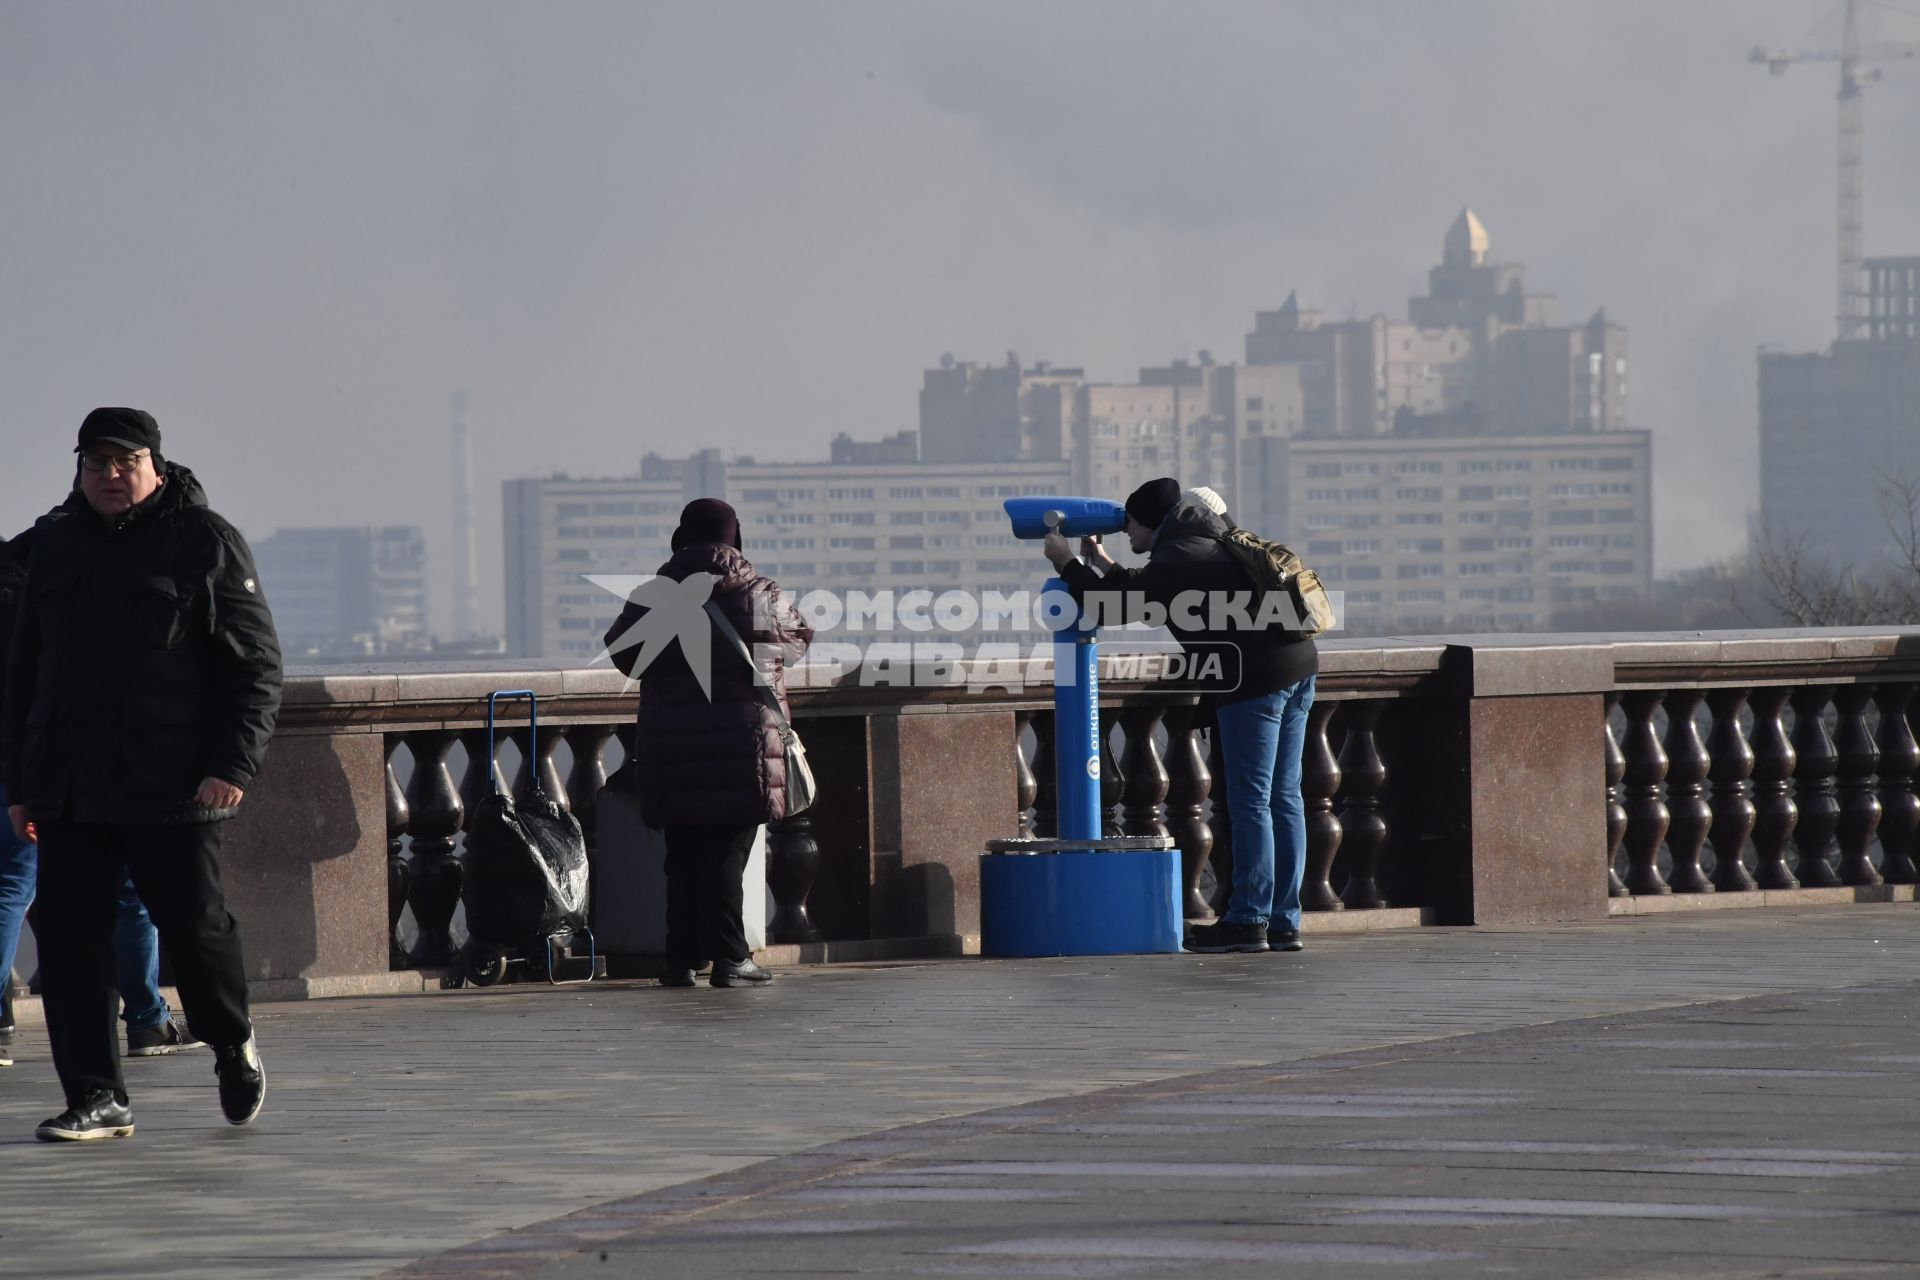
[604,498,812,989]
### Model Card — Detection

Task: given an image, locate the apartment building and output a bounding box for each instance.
[254,526,430,660]
[504,450,1071,660]
[1252,431,1653,634]
[1759,255,1920,571]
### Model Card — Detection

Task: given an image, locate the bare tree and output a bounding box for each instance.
[1745,471,1920,627]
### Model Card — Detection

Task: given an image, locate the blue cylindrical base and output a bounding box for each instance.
[979,849,1183,957]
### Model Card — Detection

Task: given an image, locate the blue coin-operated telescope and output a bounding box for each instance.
[978,496,1182,957]
[1003,495,1128,542]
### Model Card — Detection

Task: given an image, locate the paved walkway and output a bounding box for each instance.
[2,905,1917,1279]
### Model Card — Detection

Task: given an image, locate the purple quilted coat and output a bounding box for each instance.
[604,544,813,829]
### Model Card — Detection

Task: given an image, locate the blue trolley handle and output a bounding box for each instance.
[485,689,538,799]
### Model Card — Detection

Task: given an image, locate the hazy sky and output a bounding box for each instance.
[4,1,1916,636]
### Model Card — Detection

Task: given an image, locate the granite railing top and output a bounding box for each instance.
[274,629,1920,732]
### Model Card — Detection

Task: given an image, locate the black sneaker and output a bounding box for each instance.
[127,1014,205,1057]
[658,968,697,988]
[710,958,774,987]
[35,1090,135,1142]
[1184,920,1269,953]
[213,1035,265,1126]
[1269,927,1305,953]
[0,1017,14,1068]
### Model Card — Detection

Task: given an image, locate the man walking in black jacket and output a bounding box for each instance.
[1043,477,1318,955]
[2,408,282,1141]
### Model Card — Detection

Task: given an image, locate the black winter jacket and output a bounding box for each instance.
[603,543,813,830]
[1059,502,1317,705]
[0,528,26,676]
[0,465,284,825]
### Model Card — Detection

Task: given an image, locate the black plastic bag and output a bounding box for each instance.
[464,789,590,947]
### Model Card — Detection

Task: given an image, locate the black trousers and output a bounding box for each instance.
[662,823,755,968]
[36,819,253,1104]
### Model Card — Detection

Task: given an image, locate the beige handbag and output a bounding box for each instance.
[704,600,815,814]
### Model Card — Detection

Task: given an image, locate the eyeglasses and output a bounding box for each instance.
[80,451,151,475]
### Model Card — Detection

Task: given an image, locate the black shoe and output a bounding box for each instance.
[35,1090,135,1142]
[1184,920,1269,953]
[214,1035,265,1126]
[659,969,697,988]
[0,1018,13,1068]
[710,958,774,987]
[127,1014,205,1057]
[1269,927,1305,953]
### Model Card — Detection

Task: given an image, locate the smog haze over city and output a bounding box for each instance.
[4,0,1917,639]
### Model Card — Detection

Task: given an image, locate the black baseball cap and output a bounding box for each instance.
[75,407,162,455]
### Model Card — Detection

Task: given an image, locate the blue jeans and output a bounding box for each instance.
[0,783,35,1003]
[1214,675,1316,931]
[115,876,171,1032]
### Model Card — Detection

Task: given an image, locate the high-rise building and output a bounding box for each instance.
[508,210,1651,650]
[917,354,1081,464]
[1250,432,1653,635]
[503,474,686,660]
[503,447,1071,660]
[1759,254,1920,571]
[1244,209,1628,441]
[1222,209,1649,630]
[254,526,430,660]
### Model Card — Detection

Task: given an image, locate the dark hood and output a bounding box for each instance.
[1153,500,1229,548]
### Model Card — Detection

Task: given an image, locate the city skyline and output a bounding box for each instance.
[2,1,1914,639]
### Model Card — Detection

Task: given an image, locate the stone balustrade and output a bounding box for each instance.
[202,630,1920,998]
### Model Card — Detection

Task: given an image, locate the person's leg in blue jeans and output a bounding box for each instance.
[1266,675,1316,935]
[1215,690,1284,927]
[1213,675,1317,930]
[114,877,171,1035]
[0,782,37,1056]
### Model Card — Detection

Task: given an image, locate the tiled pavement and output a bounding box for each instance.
[2,905,1916,1279]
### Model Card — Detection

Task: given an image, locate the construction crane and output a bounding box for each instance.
[1751,0,1920,339]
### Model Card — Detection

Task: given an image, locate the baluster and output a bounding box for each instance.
[1620,691,1671,894]
[1031,710,1058,839]
[1163,702,1215,920]
[565,723,616,861]
[1790,685,1843,887]
[1206,725,1234,915]
[385,736,412,969]
[1098,706,1124,838]
[1337,700,1389,909]
[1705,689,1757,892]
[1604,693,1629,897]
[1833,685,1883,885]
[459,727,509,819]
[1873,684,1920,884]
[1661,690,1713,893]
[511,724,570,810]
[1301,701,1343,911]
[1014,710,1039,836]
[1119,703,1170,840]
[402,730,465,967]
[766,809,823,943]
[1749,687,1800,889]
